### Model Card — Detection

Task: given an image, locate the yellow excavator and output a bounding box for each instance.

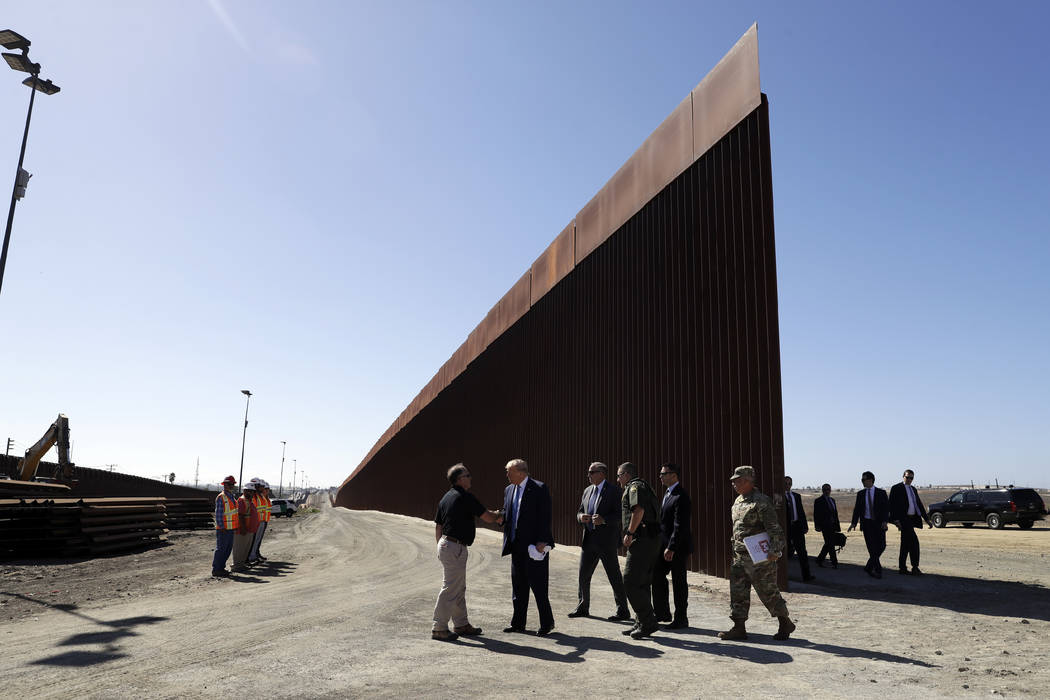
[18,413,76,483]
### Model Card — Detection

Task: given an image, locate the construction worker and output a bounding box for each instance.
[249,479,271,564]
[232,482,260,573]
[212,476,239,577]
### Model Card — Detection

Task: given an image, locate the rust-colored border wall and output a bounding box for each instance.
[338,94,782,579]
[343,26,762,483]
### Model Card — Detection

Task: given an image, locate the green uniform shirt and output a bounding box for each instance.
[621,477,660,534]
[730,489,784,557]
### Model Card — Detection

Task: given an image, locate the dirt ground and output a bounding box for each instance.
[1,503,1048,698]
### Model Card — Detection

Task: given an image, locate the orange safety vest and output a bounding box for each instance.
[216,491,239,530]
[254,493,272,522]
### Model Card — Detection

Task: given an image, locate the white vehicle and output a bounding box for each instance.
[270,499,298,517]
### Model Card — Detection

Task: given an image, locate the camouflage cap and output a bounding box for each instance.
[729,465,755,481]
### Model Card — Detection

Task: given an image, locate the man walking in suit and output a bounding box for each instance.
[783,476,814,582]
[813,483,841,568]
[848,470,889,578]
[568,462,630,621]
[501,458,556,635]
[889,468,932,575]
[652,463,692,628]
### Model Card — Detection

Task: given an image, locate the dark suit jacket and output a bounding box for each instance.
[889,482,929,528]
[813,494,841,532]
[850,487,889,529]
[502,477,554,556]
[659,483,693,554]
[785,491,809,534]
[577,480,622,551]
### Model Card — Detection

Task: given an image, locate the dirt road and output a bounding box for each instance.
[2,504,1048,698]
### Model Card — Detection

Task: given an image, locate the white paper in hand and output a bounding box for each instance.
[743,532,772,564]
[528,544,548,561]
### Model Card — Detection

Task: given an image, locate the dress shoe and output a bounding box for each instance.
[911,567,923,576]
[256,555,267,562]
[607,611,632,621]
[898,567,910,575]
[655,613,672,623]
[567,609,589,618]
[816,559,825,568]
[621,624,639,636]
[211,570,230,578]
[502,626,525,633]
[630,624,658,639]
[431,629,459,641]
[453,624,483,636]
[537,624,555,636]
[831,561,838,569]
[667,619,689,629]
[872,569,883,579]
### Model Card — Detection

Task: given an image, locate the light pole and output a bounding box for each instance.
[292,458,297,493]
[237,389,252,490]
[0,29,60,298]
[278,440,286,497]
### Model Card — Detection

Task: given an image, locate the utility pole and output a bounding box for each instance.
[5,437,12,456]
[194,456,199,488]
[278,440,286,498]
[292,459,297,493]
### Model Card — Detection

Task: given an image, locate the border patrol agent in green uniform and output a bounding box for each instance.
[718,465,796,642]
[616,462,662,639]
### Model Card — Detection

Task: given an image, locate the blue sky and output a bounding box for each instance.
[1,1,1047,491]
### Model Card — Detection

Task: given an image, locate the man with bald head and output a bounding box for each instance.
[568,461,630,621]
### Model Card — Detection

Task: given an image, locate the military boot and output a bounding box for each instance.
[717,619,747,640]
[773,616,796,641]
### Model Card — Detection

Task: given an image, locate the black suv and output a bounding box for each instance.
[928,488,1046,529]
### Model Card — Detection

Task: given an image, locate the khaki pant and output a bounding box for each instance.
[232,531,255,569]
[433,537,469,631]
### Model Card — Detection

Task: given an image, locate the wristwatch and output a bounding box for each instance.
[626,530,636,537]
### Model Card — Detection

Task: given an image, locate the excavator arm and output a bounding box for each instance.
[18,413,74,482]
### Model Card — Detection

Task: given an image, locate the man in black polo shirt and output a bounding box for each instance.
[432,463,501,641]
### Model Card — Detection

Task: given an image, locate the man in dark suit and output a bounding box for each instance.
[501,458,556,635]
[784,476,814,582]
[848,470,890,578]
[652,463,692,628]
[889,468,932,576]
[568,462,630,621]
[812,483,841,568]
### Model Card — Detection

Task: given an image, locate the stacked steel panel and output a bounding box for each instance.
[163,498,214,530]
[0,499,84,557]
[78,498,168,554]
[337,26,782,579]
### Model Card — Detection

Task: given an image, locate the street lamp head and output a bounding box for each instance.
[22,76,59,95]
[3,52,39,74]
[241,389,252,397]
[0,30,30,51]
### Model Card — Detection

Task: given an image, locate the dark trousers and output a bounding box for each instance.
[861,520,886,573]
[622,535,660,628]
[211,529,234,574]
[898,521,920,569]
[817,530,839,565]
[576,543,628,614]
[652,551,688,621]
[510,548,554,629]
[787,523,811,578]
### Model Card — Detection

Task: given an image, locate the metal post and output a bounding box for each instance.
[237,392,251,489]
[278,440,286,497]
[0,74,38,298]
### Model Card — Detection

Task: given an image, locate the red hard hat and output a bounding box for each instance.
[222,476,237,484]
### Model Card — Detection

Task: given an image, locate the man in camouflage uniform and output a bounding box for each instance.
[615,462,662,639]
[718,465,796,642]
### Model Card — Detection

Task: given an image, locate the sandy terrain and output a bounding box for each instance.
[1,503,1048,698]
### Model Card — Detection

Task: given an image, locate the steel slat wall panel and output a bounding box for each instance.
[340,102,783,579]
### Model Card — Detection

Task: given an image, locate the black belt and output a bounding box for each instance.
[443,535,464,544]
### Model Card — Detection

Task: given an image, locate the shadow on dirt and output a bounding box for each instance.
[2,592,168,668]
[784,559,1050,622]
